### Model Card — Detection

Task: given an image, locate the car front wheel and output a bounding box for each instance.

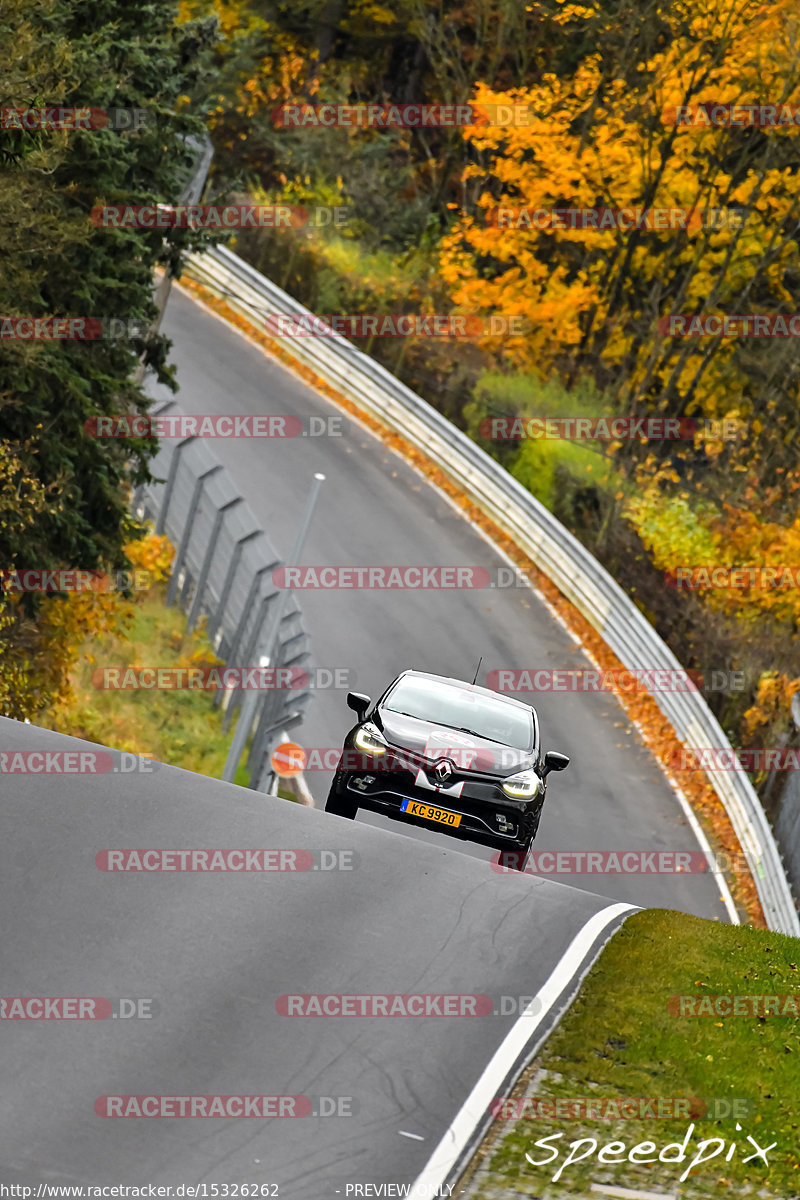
[522,803,543,843]
[502,804,543,871]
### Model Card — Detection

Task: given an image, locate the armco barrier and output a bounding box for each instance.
[133,393,312,789]
[182,243,799,936]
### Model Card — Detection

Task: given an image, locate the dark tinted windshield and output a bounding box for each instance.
[383,677,533,751]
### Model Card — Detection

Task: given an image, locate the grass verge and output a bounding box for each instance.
[461,908,800,1199]
[40,576,296,797]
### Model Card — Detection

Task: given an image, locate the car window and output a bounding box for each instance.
[384,677,533,751]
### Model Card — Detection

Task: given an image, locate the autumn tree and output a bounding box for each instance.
[0,0,216,719]
[439,0,800,516]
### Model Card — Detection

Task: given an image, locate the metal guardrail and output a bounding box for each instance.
[133,395,312,789]
[182,243,799,936]
[132,136,314,789]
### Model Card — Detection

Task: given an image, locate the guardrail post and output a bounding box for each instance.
[224,564,277,670]
[208,528,260,648]
[155,435,196,537]
[166,463,223,608]
[247,650,309,774]
[222,589,275,729]
[245,636,306,769]
[186,496,243,635]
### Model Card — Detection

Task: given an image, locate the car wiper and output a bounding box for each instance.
[455,726,505,744]
[386,713,511,747]
[426,722,503,745]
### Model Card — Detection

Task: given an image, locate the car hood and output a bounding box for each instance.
[375,709,532,776]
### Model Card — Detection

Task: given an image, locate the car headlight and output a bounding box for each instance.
[501,769,541,799]
[354,725,387,757]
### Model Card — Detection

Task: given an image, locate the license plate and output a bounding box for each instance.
[401,799,462,828]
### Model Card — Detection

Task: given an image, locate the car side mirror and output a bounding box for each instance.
[541,750,570,778]
[347,692,371,720]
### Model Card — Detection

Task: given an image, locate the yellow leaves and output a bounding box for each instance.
[126,530,173,583]
[550,0,598,23]
[440,0,800,387]
[625,487,719,568]
[174,0,196,24]
[2,531,174,726]
[349,2,397,24]
[743,672,800,742]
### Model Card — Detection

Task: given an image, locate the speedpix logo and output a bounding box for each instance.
[525,1123,776,1184]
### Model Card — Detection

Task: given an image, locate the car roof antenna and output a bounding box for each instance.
[471,656,483,686]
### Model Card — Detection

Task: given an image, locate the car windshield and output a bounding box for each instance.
[383,677,533,751]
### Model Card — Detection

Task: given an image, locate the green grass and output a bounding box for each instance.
[467,370,622,511]
[40,581,294,792]
[467,908,800,1199]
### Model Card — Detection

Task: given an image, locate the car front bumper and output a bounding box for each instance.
[332,768,539,852]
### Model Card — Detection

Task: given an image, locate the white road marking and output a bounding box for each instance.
[408,901,638,1199]
[591,1185,678,1200]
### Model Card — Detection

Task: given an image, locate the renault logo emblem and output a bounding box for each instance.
[434,759,453,784]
